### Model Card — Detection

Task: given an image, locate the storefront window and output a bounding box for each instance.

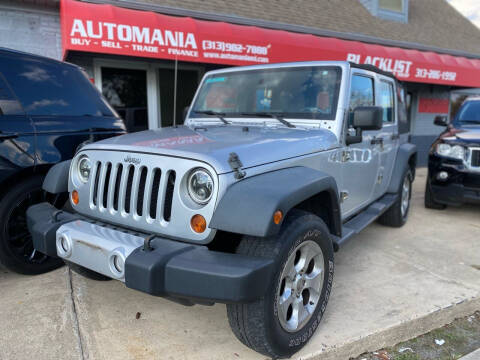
[158,68,199,127]
[379,0,403,12]
[101,67,148,132]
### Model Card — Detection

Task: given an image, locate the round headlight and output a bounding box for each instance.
[187,168,214,205]
[77,156,91,183]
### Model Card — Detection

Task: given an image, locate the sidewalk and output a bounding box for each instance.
[1,168,479,360]
[461,348,480,360]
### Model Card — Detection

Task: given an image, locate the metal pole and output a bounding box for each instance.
[173,55,178,128]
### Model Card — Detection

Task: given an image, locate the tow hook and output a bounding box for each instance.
[143,234,156,252]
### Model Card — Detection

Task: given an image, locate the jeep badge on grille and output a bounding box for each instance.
[124,155,141,165]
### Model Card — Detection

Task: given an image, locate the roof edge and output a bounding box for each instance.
[81,0,480,60]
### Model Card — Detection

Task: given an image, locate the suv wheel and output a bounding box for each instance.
[0,176,65,275]
[424,176,446,210]
[378,169,412,227]
[226,210,334,358]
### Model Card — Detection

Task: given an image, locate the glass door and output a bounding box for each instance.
[101,67,148,133]
[158,68,199,127]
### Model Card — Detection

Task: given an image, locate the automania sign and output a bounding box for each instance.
[61,0,480,87]
[70,20,198,51]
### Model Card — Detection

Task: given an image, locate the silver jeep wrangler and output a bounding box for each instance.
[27,61,416,358]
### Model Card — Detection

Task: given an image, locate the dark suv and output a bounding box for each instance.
[0,48,125,274]
[425,97,480,209]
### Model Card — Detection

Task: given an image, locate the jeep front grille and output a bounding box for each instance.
[72,150,218,243]
[90,161,176,223]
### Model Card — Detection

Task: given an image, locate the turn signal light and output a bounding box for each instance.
[71,190,79,205]
[191,214,207,233]
[273,210,283,225]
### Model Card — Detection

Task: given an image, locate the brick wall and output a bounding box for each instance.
[0,3,61,60]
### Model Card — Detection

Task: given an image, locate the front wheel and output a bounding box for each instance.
[227,210,334,358]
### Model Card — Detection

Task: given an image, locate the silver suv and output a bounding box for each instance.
[27,61,417,358]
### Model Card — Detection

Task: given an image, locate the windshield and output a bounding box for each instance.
[454,100,480,126]
[1,56,116,117]
[190,66,342,121]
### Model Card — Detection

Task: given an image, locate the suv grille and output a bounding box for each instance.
[91,161,176,222]
[471,149,480,168]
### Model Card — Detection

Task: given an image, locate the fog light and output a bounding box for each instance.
[108,250,125,278]
[113,255,124,273]
[437,171,449,181]
[191,214,207,233]
[56,234,72,257]
[60,237,69,253]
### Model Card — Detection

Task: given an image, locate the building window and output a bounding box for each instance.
[359,0,408,23]
[379,0,403,12]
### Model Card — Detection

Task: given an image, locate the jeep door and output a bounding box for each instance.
[373,76,398,198]
[340,72,380,217]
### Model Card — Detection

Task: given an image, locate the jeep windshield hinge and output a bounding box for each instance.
[228,152,246,179]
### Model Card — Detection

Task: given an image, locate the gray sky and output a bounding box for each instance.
[448,0,480,28]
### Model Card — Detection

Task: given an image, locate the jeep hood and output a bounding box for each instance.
[83,125,338,174]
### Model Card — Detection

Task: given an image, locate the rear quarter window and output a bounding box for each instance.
[1,56,115,117]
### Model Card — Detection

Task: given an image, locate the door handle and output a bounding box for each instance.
[391,134,400,140]
[370,137,384,145]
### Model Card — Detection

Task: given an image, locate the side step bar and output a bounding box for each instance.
[333,194,397,248]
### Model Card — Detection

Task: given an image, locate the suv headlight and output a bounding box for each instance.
[77,155,91,183]
[436,143,465,160]
[187,168,214,204]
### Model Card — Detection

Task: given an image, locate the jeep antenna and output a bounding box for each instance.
[173,55,178,128]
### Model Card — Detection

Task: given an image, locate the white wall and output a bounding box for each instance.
[0,2,61,60]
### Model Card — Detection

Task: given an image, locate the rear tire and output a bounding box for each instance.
[378,169,412,227]
[226,210,334,358]
[65,261,112,281]
[424,177,446,210]
[0,176,65,275]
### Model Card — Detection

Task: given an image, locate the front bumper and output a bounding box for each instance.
[27,203,274,304]
[428,155,480,206]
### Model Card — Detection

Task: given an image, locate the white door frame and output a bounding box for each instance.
[93,58,160,129]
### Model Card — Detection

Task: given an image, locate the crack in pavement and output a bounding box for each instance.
[67,268,86,360]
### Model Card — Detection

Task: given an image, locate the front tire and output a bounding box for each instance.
[378,169,412,227]
[227,210,334,358]
[0,176,65,275]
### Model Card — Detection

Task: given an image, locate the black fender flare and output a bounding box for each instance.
[387,143,417,193]
[210,167,341,238]
[42,160,71,194]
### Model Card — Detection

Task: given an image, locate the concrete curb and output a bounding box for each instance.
[300,296,480,360]
[460,348,480,360]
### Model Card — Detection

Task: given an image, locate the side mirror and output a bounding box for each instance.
[352,106,383,131]
[346,106,383,145]
[182,106,190,122]
[434,115,448,127]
